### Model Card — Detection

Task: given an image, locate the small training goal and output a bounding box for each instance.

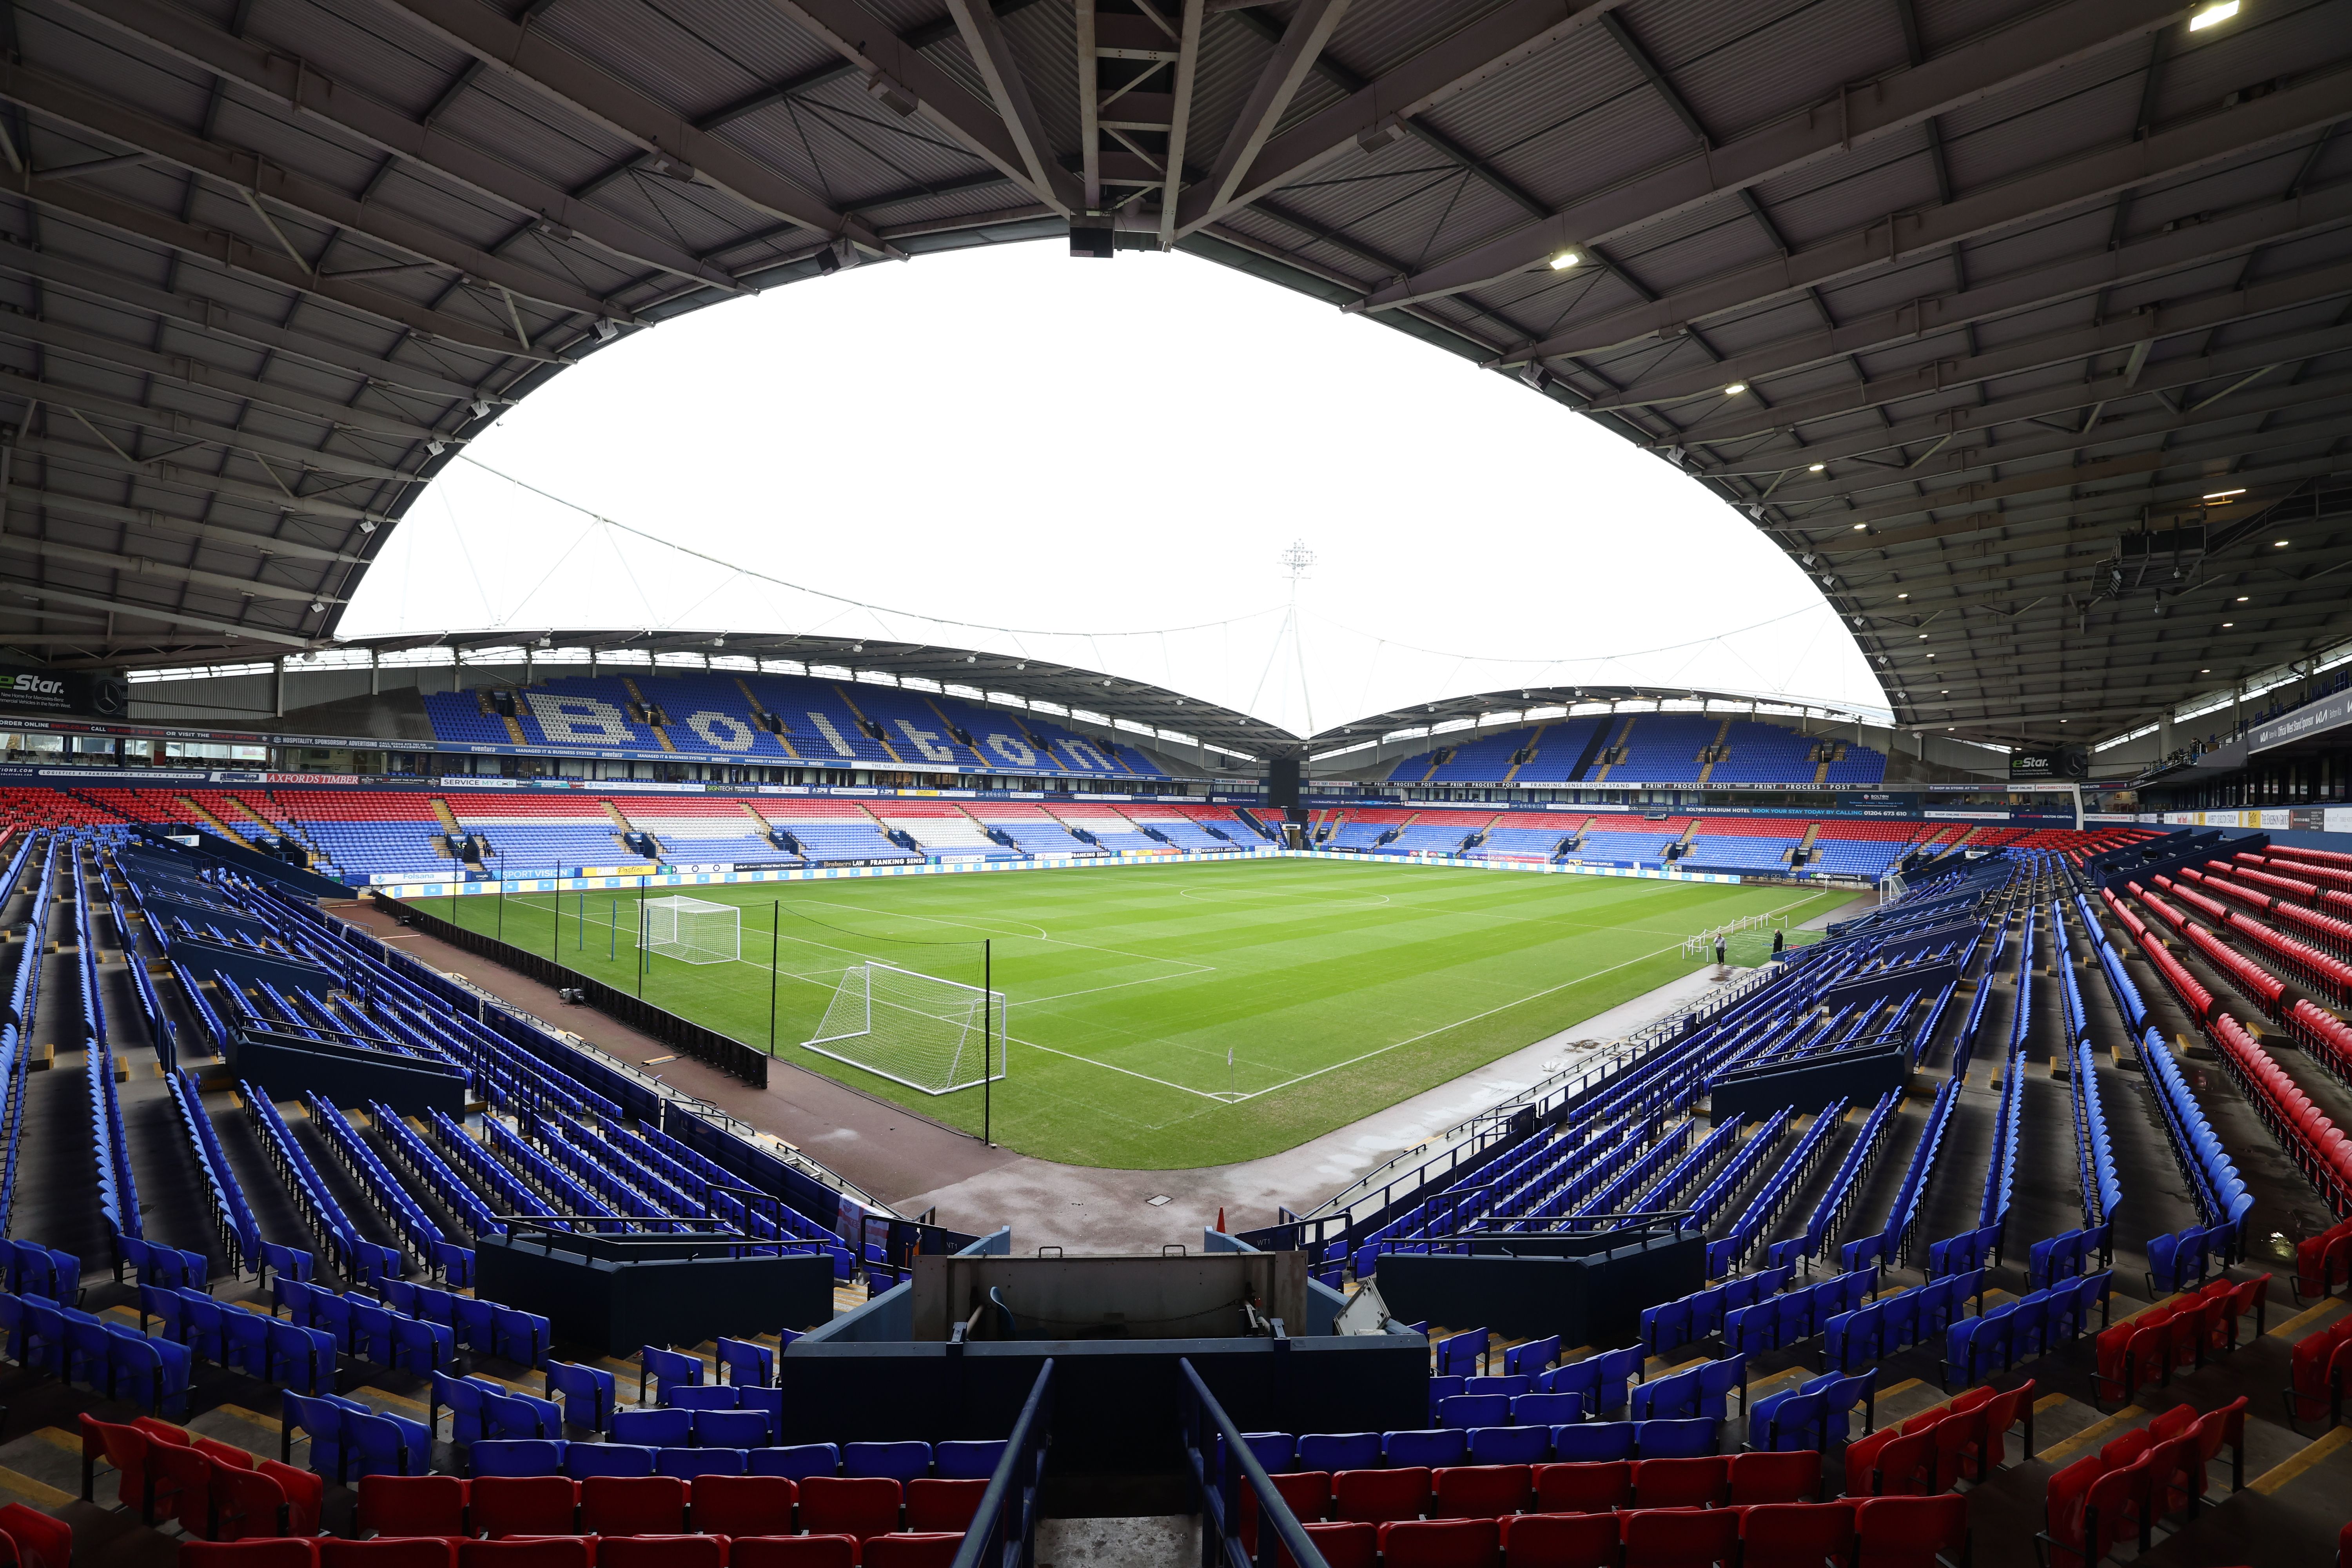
[803,961,1007,1095]
[639,895,740,965]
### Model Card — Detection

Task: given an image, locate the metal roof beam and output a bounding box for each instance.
[0,58,633,322]
[58,0,750,299]
[0,312,440,442]
[2,484,366,566]
[1576,180,2352,400]
[1157,0,1205,249]
[1196,0,1352,229]
[760,0,1084,215]
[1774,383,2352,522]
[0,372,414,483]
[947,0,1065,220]
[1497,66,2352,361]
[16,436,383,526]
[364,0,895,254]
[1699,323,2352,473]
[0,236,492,402]
[1176,0,1628,234]
[0,532,339,604]
[4,581,317,646]
[1353,0,2192,315]
[1807,454,2352,555]
[1673,258,2352,443]
[0,166,562,363]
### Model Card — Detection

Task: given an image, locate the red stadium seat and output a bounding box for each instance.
[1726,1450,1820,1506]
[1332,1468,1430,1524]
[1856,1494,1968,1567]
[1285,1523,1376,1568]
[1621,1506,1739,1567]
[799,1477,904,1542]
[1500,1514,1617,1568]
[0,1507,72,1568]
[458,1541,595,1568]
[861,1536,965,1568]
[599,1537,730,1568]
[1738,1502,1856,1568]
[472,1478,579,1539]
[1379,1517,1501,1568]
[691,1476,796,1538]
[1432,1465,1532,1520]
[1532,1463,1631,1515]
[581,1477,688,1537]
[320,1544,457,1568]
[729,1539,858,1568]
[1631,1456,1728,1510]
[359,1477,469,1540]
[179,1544,317,1568]
[905,1479,987,1534]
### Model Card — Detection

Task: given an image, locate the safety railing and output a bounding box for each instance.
[948,1359,1053,1568]
[1180,1357,1327,1568]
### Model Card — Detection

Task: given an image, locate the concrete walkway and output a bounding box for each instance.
[900,959,1770,1253]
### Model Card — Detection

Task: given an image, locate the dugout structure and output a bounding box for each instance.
[804,961,1006,1096]
[641,895,739,964]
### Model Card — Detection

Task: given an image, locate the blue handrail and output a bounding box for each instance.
[1179,1356,1329,1568]
[947,1359,1053,1568]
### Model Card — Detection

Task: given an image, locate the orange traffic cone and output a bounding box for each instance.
[1216,1207,1227,1233]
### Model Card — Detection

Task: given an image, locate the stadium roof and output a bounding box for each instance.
[339,627,1299,760]
[1307,683,1889,760]
[1,0,2347,757]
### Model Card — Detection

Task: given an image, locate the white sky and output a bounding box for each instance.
[341,241,1884,739]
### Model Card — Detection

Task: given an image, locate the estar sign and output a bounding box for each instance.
[0,664,130,719]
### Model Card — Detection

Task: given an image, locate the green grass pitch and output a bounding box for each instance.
[449,857,1838,1169]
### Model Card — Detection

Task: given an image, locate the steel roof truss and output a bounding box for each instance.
[1510,69,2352,364]
[1353,0,2193,316]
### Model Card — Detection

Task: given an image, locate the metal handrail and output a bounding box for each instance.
[1179,1356,1328,1568]
[947,1359,1053,1568]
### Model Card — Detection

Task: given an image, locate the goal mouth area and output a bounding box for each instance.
[638,894,740,966]
[802,960,1007,1097]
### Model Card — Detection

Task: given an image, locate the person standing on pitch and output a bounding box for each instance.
[1772,929,1786,958]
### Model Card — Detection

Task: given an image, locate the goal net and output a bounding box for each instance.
[803,961,1007,1095]
[639,895,739,964]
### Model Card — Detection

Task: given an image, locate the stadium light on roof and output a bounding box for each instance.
[1808,463,1825,472]
[1724,383,1747,395]
[2189,2,2239,29]
[1548,250,1581,270]
[2275,539,2290,547]
[2203,488,2246,500]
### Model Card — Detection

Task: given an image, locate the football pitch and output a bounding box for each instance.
[448,858,1839,1169]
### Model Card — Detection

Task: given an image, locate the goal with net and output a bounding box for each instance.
[802,961,1007,1095]
[639,895,740,964]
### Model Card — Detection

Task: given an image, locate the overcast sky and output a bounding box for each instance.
[341,241,1883,738]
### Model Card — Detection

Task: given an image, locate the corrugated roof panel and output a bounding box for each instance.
[243,0,478,119]
[1426,70,1679,219]
[2151,0,2345,123]
[1647,0,1911,148]
[1396,25,1646,189]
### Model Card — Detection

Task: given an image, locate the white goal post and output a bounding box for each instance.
[803,961,1007,1096]
[639,895,740,965]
